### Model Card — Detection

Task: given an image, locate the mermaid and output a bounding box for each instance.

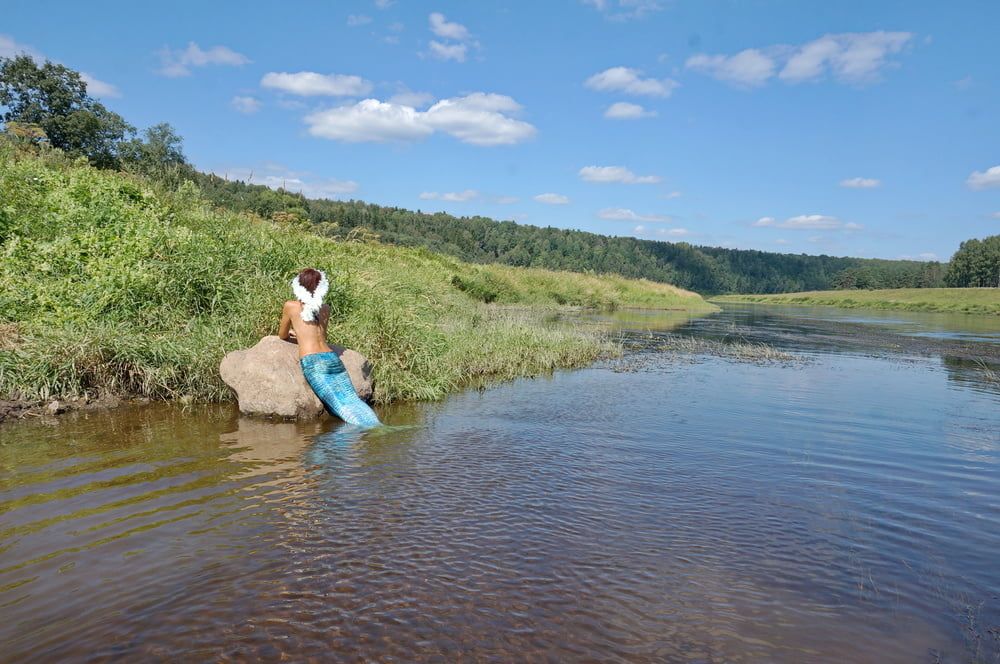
[278,268,381,428]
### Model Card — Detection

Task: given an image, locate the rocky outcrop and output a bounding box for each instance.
[219,336,374,419]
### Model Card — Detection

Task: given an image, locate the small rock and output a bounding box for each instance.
[179,395,194,405]
[46,400,66,415]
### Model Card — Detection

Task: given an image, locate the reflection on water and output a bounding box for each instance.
[1,307,998,662]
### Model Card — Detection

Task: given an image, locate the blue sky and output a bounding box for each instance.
[4,0,999,261]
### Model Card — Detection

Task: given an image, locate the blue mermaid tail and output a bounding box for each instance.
[300,352,381,428]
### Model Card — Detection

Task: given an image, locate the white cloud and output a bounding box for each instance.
[419,189,478,201]
[754,214,858,230]
[967,165,1000,190]
[80,73,121,98]
[775,238,790,245]
[429,12,470,40]
[494,196,520,204]
[604,101,657,119]
[534,193,570,205]
[663,190,682,199]
[306,99,432,142]
[899,252,939,261]
[687,31,914,88]
[582,0,664,20]
[840,177,881,188]
[374,0,393,8]
[231,96,261,114]
[429,40,467,62]
[215,164,358,199]
[686,49,776,88]
[599,207,670,222]
[157,42,250,77]
[347,14,372,27]
[261,71,372,97]
[304,93,536,146]
[579,165,660,184]
[658,227,690,236]
[388,89,435,108]
[633,225,647,234]
[1,35,119,97]
[585,66,678,97]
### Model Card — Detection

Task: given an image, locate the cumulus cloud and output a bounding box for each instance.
[304,92,536,146]
[429,40,467,62]
[429,12,470,40]
[687,31,914,88]
[419,189,478,201]
[579,165,660,184]
[582,0,664,20]
[840,177,881,188]
[261,71,372,97]
[157,42,250,77]
[534,193,570,205]
[1,34,119,97]
[388,89,435,108]
[599,207,671,222]
[754,214,859,230]
[967,165,1000,190]
[586,67,679,97]
[215,164,358,199]
[231,96,261,114]
[604,101,657,119]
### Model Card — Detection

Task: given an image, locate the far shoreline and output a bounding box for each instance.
[713,287,1000,316]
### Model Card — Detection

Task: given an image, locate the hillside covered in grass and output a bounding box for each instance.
[714,288,1000,316]
[0,145,713,406]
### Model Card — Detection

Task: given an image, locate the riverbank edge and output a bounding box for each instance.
[712,288,1000,316]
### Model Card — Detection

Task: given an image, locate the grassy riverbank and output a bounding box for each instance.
[713,288,1000,316]
[0,146,714,407]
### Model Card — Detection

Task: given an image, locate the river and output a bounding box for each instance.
[1,305,998,662]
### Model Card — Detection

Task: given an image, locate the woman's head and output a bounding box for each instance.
[290,268,329,322]
[296,268,323,294]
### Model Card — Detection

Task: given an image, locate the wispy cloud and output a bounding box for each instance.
[426,12,475,62]
[305,92,536,146]
[840,177,881,188]
[261,72,372,97]
[967,165,1000,190]
[687,31,914,88]
[586,66,678,97]
[214,164,358,199]
[157,42,250,77]
[428,41,467,62]
[231,96,261,114]
[599,207,671,222]
[534,193,570,205]
[579,165,660,184]
[429,12,470,40]
[419,189,478,201]
[347,14,372,27]
[582,0,664,21]
[754,214,862,230]
[604,101,657,119]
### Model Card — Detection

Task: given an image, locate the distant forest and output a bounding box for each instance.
[193,173,946,294]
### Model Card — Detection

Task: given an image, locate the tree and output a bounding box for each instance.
[120,123,190,183]
[945,235,1000,287]
[0,55,133,168]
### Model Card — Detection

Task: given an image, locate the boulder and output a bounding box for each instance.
[219,336,374,420]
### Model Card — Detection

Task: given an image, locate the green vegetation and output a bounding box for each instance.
[0,144,713,406]
[945,235,1000,288]
[714,288,1000,316]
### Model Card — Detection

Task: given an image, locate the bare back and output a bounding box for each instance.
[279,301,333,358]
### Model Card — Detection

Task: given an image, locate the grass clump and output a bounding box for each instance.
[0,145,712,406]
[714,288,1000,316]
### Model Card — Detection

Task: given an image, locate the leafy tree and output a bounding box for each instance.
[0,55,133,168]
[945,236,1000,287]
[120,123,190,184]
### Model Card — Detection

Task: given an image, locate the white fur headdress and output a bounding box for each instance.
[290,270,329,323]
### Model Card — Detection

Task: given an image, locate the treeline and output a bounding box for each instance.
[2,53,971,295]
[946,236,1000,287]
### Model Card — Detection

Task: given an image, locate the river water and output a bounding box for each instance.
[1,305,998,662]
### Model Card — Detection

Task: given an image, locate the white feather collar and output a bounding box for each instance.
[290,271,329,322]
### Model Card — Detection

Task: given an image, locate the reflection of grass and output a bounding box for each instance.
[714,288,1000,316]
[973,359,1000,383]
[613,333,801,371]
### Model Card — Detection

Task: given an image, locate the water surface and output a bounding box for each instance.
[1,305,998,662]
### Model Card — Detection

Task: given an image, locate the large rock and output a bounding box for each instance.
[219,336,374,420]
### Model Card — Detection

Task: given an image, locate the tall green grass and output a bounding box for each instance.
[0,145,713,405]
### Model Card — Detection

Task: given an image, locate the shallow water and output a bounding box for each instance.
[1,305,998,662]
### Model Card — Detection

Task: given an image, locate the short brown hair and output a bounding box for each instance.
[296,268,322,294]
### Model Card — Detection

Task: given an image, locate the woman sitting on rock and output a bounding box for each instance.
[278,268,381,428]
